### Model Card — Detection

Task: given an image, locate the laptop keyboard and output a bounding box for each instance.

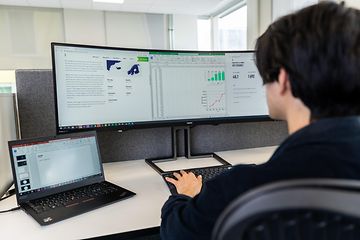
[162,165,232,195]
[28,182,120,214]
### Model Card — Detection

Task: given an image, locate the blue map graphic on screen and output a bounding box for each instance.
[106,60,121,71]
[128,64,140,75]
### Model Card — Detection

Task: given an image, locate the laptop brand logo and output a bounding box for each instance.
[43,217,53,223]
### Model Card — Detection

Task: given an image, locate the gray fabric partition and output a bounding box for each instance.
[15,69,288,163]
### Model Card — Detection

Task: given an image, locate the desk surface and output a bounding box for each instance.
[0,146,276,240]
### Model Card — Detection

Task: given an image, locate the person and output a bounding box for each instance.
[160,2,360,240]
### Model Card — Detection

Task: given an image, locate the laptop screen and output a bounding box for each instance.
[10,133,102,198]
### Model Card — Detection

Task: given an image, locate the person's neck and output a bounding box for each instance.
[285,100,311,135]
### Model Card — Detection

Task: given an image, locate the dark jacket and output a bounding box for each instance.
[160,116,360,240]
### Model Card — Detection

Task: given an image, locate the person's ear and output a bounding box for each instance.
[277,68,290,95]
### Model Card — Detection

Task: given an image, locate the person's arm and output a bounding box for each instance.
[160,166,257,240]
[160,181,224,240]
[161,170,208,239]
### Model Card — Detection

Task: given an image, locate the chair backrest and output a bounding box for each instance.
[212,179,360,240]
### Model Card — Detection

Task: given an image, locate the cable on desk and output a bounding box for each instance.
[0,189,16,202]
[0,189,19,213]
[0,207,20,214]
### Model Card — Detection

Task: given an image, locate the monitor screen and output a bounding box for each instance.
[52,43,269,133]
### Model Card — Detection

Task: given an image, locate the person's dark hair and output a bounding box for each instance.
[255,1,360,119]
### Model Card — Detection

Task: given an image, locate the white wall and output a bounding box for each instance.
[172,14,198,50]
[330,0,360,9]
[63,9,106,45]
[273,0,360,20]
[247,0,259,49]
[259,0,272,35]
[106,12,150,48]
[144,14,168,49]
[0,6,167,70]
[0,7,64,70]
[272,0,319,20]
[64,10,168,49]
[345,0,360,9]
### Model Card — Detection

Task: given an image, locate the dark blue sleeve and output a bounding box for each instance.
[160,186,224,240]
[160,165,257,240]
[160,194,194,240]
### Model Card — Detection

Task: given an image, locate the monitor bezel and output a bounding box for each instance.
[51,42,271,134]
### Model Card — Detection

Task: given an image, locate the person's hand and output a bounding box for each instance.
[165,170,203,198]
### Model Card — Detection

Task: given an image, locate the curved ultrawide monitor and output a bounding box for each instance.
[52,42,269,133]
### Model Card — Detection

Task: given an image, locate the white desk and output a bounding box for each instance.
[0,146,276,240]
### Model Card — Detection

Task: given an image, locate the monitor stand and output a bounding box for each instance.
[145,126,232,175]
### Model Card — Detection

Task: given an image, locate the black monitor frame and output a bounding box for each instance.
[51,42,271,135]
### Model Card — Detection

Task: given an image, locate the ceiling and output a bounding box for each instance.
[0,0,240,15]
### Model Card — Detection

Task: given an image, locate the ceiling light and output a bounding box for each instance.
[93,0,124,4]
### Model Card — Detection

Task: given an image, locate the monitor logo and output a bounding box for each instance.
[43,217,53,223]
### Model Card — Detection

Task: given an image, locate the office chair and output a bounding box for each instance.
[212,179,360,240]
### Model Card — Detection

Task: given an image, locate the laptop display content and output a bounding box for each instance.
[8,131,135,225]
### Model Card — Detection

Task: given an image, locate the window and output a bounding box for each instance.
[197,4,247,51]
[197,19,211,51]
[218,5,247,50]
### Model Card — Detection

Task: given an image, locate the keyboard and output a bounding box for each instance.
[28,182,122,214]
[162,165,233,195]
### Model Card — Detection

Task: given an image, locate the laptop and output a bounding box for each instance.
[8,131,135,225]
